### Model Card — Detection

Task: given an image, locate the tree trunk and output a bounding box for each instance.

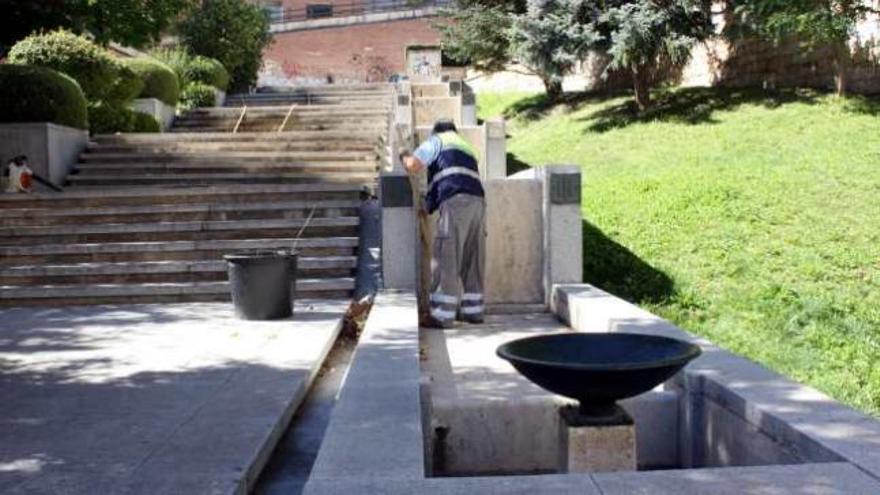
[543,77,563,101]
[833,44,850,97]
[631,64,651,111]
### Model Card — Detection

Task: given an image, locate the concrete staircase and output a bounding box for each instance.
[0,84,393,307]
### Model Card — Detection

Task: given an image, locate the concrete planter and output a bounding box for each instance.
[131,98,177,132]
[0,123,88,187]
[213,89,226,108]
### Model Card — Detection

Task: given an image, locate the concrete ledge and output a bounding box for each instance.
[303,462,879,494]
[271,8,441,33]
[304,291,423,490]
[0,123,88,186]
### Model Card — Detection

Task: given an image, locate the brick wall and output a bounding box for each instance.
[262,17,441,84]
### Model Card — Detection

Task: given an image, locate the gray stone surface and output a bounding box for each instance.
[304,291,423,490]
[0,300,347,494]
[0,122,88,186]
[540,167,583,304]
[593,462,880,494]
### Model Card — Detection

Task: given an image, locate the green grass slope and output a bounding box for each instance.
[480,88,880,416]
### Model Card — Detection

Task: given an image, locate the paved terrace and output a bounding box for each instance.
[0,300,347,494]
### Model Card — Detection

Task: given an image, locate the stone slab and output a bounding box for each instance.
[593,462,880,494]
[0,300,347,494]
[559,415,637,473]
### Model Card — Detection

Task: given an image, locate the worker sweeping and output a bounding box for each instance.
[400,119,486,329]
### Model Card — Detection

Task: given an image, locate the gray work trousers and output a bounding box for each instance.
[430,193,486,325]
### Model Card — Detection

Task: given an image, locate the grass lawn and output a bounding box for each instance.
[478,87,880,416]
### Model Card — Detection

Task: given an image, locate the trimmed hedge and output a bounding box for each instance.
[125,57,180,106]
[0,64,88,129]
[184,56,230,91]
[108,60,144,104]
[8,30,117,101]
[131,112,161,133]
[180,82,216,110]
[88,101,135,134]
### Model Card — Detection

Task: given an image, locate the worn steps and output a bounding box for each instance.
[0,83,390,307]
[0,237,358,266]
[0,278,355,307]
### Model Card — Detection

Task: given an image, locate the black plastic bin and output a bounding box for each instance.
[225,250,298,320]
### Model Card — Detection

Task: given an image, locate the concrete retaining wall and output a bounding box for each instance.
[0,123,88,187]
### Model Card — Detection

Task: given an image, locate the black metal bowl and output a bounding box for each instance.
[496,333,701,419]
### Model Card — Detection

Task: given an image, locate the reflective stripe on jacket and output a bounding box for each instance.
[425,132,484,213]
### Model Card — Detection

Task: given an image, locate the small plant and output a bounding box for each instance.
[0,64,89,129]
[131,111,161,132]
[107,60,145,104]
[88,101,135,134]
[7,30,118,101]
[150,46,193,88]
[180,82,217,109]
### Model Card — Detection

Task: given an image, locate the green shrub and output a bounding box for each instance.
[131,112,161,133]
[180,82,217,109]
[125,57,180,106]
[0,64,88,129]
[149,46,192,88]
[7,30,118,100]
[88,101,135,134]
[184,56,230,91]
[107,60,144,104]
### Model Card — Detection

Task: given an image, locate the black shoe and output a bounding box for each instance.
[421,315,453,329]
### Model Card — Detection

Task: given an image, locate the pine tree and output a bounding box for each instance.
[508,0,599,99]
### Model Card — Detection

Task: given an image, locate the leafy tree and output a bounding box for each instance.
[597,0,713,111]
[508,0,599,100]
[436,5,514,72]
[179,0,273,92]
[435,0,526,72]
[732,0,878,96]
[0,0,196,54]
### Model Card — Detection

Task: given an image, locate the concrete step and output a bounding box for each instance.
[185,106,390,116]
[0,184,363,209]
[0,217,360,246]
[0,257,356,285]
[0,278,355,307]
[85,141,378,153]
[73,161,379,174]
[169,123,387,133]
[66,172,376,186]
[91,130,384,143]
[0,200,360,227]
[78,151,377,163]
[0,237,358,265]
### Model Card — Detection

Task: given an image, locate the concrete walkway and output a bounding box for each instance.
[0,300,348,494]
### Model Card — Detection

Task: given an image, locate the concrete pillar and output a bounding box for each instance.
[395,81,413,131]
[461,91,477,126]
[558,405,637,473]
[485,118,506,180]
[539,166,583,305]
[380,173,418,290]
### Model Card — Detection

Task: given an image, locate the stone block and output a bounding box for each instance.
[413,97,462,127]
[406,45,442,83]
[0,123,87,186]
[558,406,637,473]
